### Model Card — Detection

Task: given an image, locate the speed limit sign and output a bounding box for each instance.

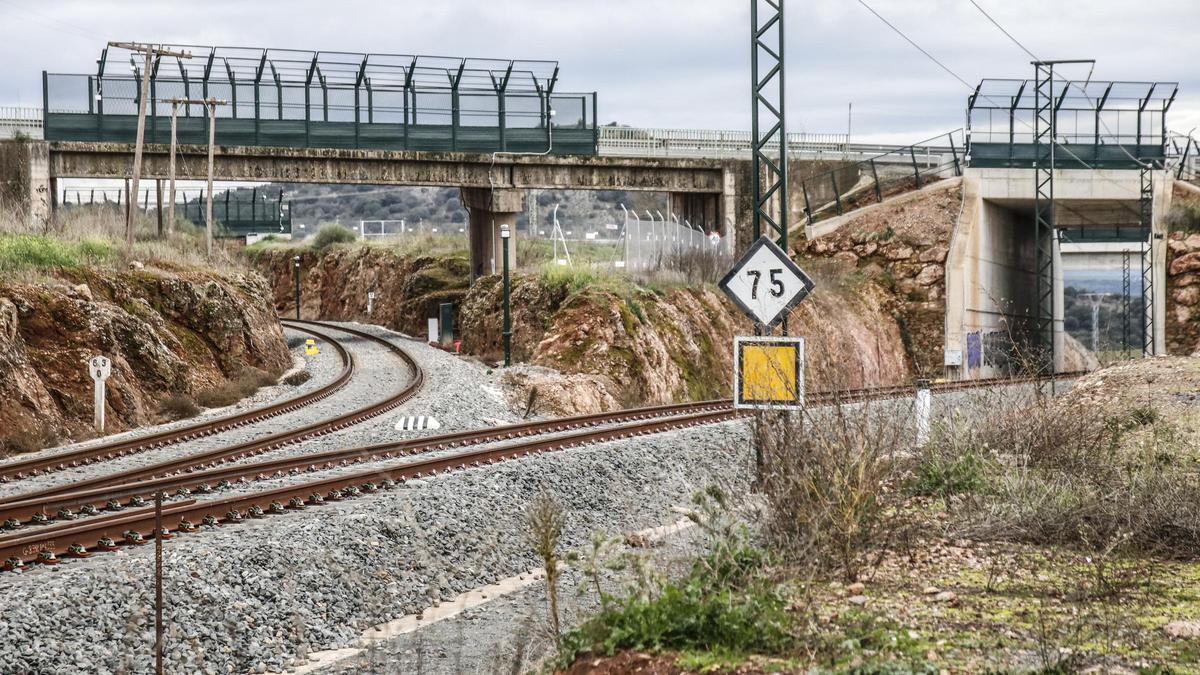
[718,236,815,329]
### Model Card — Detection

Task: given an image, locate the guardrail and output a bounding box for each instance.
[598,127,849,158]
[0,106,43,139]
[800,129,964,226]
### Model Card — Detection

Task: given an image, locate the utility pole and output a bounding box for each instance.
[155,179,164,237]
[167,100,180,234]
[164,97,227,254]
[204,98,221,259]
[107,42,192,257]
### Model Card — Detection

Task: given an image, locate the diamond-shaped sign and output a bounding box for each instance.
[719,237,815,329]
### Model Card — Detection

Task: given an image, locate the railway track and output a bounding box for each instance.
[0,322,355,483]
[0,365,1077,569]
[0,320,425,508]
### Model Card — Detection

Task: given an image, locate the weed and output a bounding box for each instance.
[195,367,278,408]
[309,223,357,252]
[0,233,116,272]
[159,394,200,420]
[527,492,566,644]
[283,371,312,387]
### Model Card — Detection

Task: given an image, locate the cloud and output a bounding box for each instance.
[0,0,1195,142]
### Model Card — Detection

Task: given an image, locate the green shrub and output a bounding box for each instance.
[0,234,116,272]
[908,428,990,500]
[310,223,357,251]
[559,487,792,665]
[559,543,790,663]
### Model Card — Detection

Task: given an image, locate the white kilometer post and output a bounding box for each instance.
[367,291,375,316]
[88,356,113,433]
[915,379,932,447]
[428,318,439,344]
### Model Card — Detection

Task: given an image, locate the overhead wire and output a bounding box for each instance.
[855,0,1156,193]
[965,0,1164,171]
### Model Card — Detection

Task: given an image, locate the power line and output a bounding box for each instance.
[966,0,1037,60]
[964,0,1157,170]
[857,0,1146,180]
[854,0,975,90]
[0,0,97,40]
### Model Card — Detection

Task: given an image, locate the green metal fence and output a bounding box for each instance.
[966,78,1176,169]
[42,45,598,155]
[61,186,291,238]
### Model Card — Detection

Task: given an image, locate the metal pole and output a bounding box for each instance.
[502,224,512,367]
[155,179,164,237]
[915,379,931,447]
[154,488,164,675]
[293,256,301,320]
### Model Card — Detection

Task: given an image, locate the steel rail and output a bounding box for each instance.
[0,370,1081,567]
[0,320,424,508]
[0,369,1080,527]
[0,323,355,483]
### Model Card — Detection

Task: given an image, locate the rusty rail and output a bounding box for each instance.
[0,320,423,507]
[0,323,355,483]
[0,368,1081,568]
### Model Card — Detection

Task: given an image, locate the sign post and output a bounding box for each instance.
[367,291,375,316]
[88,356,112,433]
[719,236,815,480]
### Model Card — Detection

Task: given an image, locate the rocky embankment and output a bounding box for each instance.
[1168,231,1200,355]
[0,267,290,452]
[253,245,913,414]
[798,180,962,374]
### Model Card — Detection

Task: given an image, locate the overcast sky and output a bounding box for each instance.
[1,0,1197,144]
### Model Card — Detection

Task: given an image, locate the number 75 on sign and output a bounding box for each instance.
[718,236,816,329]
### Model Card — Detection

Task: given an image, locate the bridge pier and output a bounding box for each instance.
[0,139,50,227]
[461,187,521,281]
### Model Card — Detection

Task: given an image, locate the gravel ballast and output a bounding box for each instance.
[0,316,1074,674]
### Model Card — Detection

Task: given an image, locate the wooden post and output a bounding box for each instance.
[167,101,179,235]
[127,47,153,256]
[107,42,192,254]
[156,179,164,237]
[206,100,216,259]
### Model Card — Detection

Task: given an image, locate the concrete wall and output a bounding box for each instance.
[0,139,49,226]
[945,167,1173,376]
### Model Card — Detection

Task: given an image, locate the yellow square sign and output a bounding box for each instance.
[734,336,805,410]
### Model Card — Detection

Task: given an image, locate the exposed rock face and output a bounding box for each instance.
[798,183,961,374]
[460,274,910,414]
[252,244,913,414]
[0,268,289,452]
[252,247,470,337]
[1167,232,1200,355]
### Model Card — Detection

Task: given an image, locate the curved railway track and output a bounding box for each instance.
[0,320,425,509]
[0,322,355,483]
[0,366,1078,569]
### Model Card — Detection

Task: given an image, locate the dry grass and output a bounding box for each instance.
[0,426,61,457]
[195,367,279,408]
[158,393,201,420]
[0,207,250,279]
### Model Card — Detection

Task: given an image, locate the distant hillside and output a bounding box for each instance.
[227,183,669,235]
